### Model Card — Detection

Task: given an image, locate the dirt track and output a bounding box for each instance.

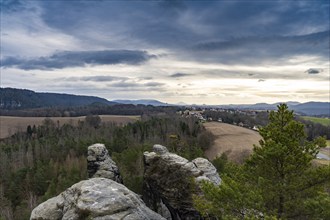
[0,115,139,139]
[204,122,261,162]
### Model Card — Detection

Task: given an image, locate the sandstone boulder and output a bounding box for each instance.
[87,143,122,183]
[30,178,165,220]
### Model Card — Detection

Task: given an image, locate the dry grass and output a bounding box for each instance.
[204,122,261,162]
[319,147,330,157]
[204,122,330,165]
[0,115,140,139]
[313,159,330,166]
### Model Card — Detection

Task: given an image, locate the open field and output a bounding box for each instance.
[204,122,261,162]
[326,140,330,147]
[319,147,330,157]
[0,115,140,139]
[301,116,330,126]
[204,122,330,165]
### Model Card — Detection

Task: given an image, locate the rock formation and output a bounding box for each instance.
[30,143,221,220]
[143,144,221,220]
[31,143,164,220]
[87,143,122,183]
[30,178,165,220]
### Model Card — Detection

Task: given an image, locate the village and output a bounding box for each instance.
[178,107,267,131]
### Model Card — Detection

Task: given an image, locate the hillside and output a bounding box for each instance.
[204,121,329,165]
[0,88,115,109]
[302,116,330,126]
[204,122,261,162]
[293,102,330,116]
[217,102,329,116]
[113,99,170,106]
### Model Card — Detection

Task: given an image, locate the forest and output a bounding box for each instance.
[0,105,329,220]
[0,113,213,220]
[0,102,182,117]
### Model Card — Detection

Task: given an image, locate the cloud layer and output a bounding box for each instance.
[1,0,329,104]
[1,50,154,70]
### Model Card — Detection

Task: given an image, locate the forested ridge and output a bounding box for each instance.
[0,102,181,117]
[0,88,114,109]
[0,114,213,220]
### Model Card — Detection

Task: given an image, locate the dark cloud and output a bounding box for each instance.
[190,31,329,64]
[194,31,328,52]
[4,1,329,66]
[170,73,193,78]
[1,0,27,12]
[81,76,126,82]
[306,68,323,74]
[111,82,138,88]
[139,77,153,80]
[110,82,165,88]
[144,82,164,87]
[1,50,155,70]
[159,0,187,11]
[65,76,128,82]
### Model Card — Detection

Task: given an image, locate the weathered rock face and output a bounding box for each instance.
[192,157,221,185]
[30,178,165,220]
[143,144,221,220]
[87,143,122,183]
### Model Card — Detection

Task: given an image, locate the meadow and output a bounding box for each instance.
[0,115,140,139]
[205,122,330,165]
[204,122,261,162]
[302,116,330,126]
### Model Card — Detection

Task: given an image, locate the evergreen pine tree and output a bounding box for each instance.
[246,104,329,219]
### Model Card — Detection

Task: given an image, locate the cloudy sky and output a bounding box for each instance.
[1,0,329,104]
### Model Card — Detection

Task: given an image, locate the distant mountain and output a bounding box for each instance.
[284,101,301,106]
[291,102,330,116]
[1,88,328,116]
[216,103,277,110]
[215,101,329,116]
[0,87,115,109]
[113,99,170,106]
[176,102,188,106]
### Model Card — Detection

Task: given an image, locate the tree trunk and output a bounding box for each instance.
[278,194,284,219]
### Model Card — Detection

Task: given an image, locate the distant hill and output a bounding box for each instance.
[217,103,278,110]
[0,87,115,109]
[292,102,330,116]
[215,101,329,116]
[113,99,170,106]
[1,88,328,116]
[176,102,188,106]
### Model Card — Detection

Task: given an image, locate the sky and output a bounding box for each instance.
[0,0,329,105]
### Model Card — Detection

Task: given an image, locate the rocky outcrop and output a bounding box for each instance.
[30,178,165,220]
[30,143,220,220]
[87,143,122,183]
[143,144,221,220]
